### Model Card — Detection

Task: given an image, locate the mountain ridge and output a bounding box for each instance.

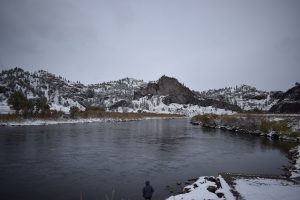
[0,67,298,115]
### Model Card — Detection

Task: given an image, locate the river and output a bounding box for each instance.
[0,118,295,199]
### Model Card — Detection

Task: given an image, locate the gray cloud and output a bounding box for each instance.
[0,0,299,91]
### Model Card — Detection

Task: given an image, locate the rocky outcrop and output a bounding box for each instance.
[134,75,199,105]
[134,75,242,112]
[270,84,300,113]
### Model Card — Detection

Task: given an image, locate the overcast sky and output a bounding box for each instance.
[0,0,299,91]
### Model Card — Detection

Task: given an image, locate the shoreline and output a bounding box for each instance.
[166,161,300,200]
[165,114,300,199]
[0,116,186,126]
[191,114,300,142]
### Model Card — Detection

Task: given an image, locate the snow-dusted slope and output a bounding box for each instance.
[199,84,282,111]
[0,68,146,114]
[0,67,289,116]
[0,68,85,113]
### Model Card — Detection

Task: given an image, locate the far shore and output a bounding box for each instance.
[0,111,185,126]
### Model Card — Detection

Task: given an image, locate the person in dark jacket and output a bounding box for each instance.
[142,181,154,200]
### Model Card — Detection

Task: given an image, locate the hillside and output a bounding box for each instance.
[199,84,283,111]
[270,83,300,113]
[1,67,297,116]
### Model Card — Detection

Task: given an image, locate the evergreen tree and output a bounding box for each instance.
[35,97,50,114]
[70,106,80,118]
[7,91,28,114]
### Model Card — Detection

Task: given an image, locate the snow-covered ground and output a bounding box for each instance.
[0,118,111,126]
[129,96,235,117]
[0,116,180,126]
[234,178,300,200]
[166,175,300,200]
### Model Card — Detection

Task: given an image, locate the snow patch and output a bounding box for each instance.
[0,100,14,114]
[166,176,226,200]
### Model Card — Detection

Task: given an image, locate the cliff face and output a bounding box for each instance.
[134,76,199,105]
[270,84,300,113]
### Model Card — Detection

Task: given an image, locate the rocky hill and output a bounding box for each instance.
[0,68,145,114]
[269,83,300,113]
[0,67,297,116]
[134,76,199,105]
[133,76,242,113]
[199,85,283,111]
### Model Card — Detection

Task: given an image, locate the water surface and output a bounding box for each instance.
[0,119,295,199]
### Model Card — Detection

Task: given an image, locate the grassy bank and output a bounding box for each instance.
[191,113,300,141]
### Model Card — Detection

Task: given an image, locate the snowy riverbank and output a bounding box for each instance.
[166,173,300,200]
[0,116,183,126]
[191,114,300,142]
[166,145,300,200]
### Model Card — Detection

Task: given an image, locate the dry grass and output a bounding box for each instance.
[193,113,294,135]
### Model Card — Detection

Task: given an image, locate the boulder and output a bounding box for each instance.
[207,186,217,193]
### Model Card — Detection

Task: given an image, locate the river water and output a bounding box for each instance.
[0,118,295,199]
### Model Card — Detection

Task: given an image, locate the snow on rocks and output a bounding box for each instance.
[166,176,234,200]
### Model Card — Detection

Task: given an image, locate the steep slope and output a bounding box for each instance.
[134,75,199,105]
[269,83,300,113]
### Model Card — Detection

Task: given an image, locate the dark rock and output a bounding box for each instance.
[207,186,217,193]
[193,184,198,188]
[270,84,300,113]
[183,188,191,193]
[216,192,224,198]
[271,133,279,140]
[215,179,221,188]
[134,76,200,105]
[205,176,216,182]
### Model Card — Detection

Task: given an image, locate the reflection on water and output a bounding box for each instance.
[0,119,296,199]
